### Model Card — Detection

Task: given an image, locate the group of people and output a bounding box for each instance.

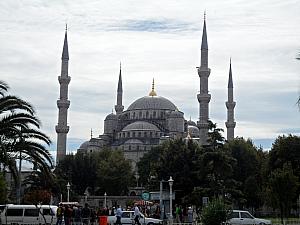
[115,203,141,225]
[174,205,194,224]
[56,203,97,225]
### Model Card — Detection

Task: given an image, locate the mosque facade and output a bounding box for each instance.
[56,18,236,168]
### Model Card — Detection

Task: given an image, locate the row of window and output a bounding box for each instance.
[118,131,162,139]
[125,110,165,120]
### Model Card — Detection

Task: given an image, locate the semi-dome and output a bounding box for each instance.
[105,113,117,120]
[122,121,160,132]
[168,110,183,118]
[188,125,200,137]
[79,141,90,150]
[187,119,197,126]
[124,139,144,145]
[127,96,177,111]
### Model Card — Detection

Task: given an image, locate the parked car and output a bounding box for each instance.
[107,211,163,225]
[227,210,271,225]
[0,204,57,225]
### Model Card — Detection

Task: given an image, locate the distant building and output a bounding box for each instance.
[56,16,237,169]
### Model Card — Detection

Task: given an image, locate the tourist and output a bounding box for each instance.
[115,205,122,225]
[82,203,91,225]
[134,203,141,225]
[56,203,64,225]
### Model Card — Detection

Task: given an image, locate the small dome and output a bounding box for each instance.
[188,125,200,137]
[105,113,117,120]
[122,121,160,132]
[79,141,90,150]
[124,139,144,145]
[187,120,197,126]
[127,96,177,111]
[169,110,183,118]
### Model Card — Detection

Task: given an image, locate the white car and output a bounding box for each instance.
[227,210,271,225]
[107,211,163,225]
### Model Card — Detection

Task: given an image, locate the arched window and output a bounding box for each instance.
[146,111,149,118]
[133,132,135,137]
[153,111,156,118]
[138,132,141,137]
[139,111,142,118]
[144,132,147,137]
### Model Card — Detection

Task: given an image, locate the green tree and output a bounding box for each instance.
[0,80,53,202]
[267,164,299,224]
[268,135,300,178]
[55,149,134,197]
[95,149,134,195]
[201,198,229,225]
[0,172,6,203]
[224,138,263,209]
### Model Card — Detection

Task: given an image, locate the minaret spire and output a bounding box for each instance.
[149,78,157,96]
[197,13,211,145]
[56,28,71,164]
[115,62,124,114]
[226,58,236,141]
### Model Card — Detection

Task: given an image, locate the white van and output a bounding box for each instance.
[0,204,58,225]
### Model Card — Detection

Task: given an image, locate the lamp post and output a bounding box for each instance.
[104,192,107,207]
[66,182,71,202]
[168,176,174,224]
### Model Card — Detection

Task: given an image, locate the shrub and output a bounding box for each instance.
[201,198,229,225]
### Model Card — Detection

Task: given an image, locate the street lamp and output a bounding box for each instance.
[66,182,71,202]
[104,192,107,207]
[168,176,174,223]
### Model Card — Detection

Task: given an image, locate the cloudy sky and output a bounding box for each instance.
[0,0,299,161]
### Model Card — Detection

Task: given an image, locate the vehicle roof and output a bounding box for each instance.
[5,205,57,209]
[232,210,250,213]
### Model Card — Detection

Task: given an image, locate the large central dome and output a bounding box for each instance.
[127,96,177,111]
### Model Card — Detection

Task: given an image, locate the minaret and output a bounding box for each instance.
[55,26,71,164]
[115,63,124,115]
[225,59,236,141]
[197,13,211,145]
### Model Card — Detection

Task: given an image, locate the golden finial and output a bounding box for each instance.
[65,23,68,31]
[149,78,157,96]
[90,128,93,139]
[204,11,206,21]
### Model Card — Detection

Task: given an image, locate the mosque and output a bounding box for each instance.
[55,17,236,169]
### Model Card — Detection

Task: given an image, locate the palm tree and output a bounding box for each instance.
[0,80,53,202]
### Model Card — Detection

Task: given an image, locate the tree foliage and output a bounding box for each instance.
[55,149,134,197]
[201,198,229,225]
[0,172,6,203]
[0,80,53,202]
[267,164,299,224]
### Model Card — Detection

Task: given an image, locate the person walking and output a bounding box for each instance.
[56,203,64,225]
[82,203,91,225]
[133,203,141,225]
[187,207,193,224]
[115,205,122,225]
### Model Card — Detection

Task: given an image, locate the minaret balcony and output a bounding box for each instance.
[197,121,209,129]
[58,76,71,84]
[225,121,236,128]
[198,67,211,77]
[55,125,70,133]
[197,93,211,103]
[226,101,236,108]
[57,99,70,108]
